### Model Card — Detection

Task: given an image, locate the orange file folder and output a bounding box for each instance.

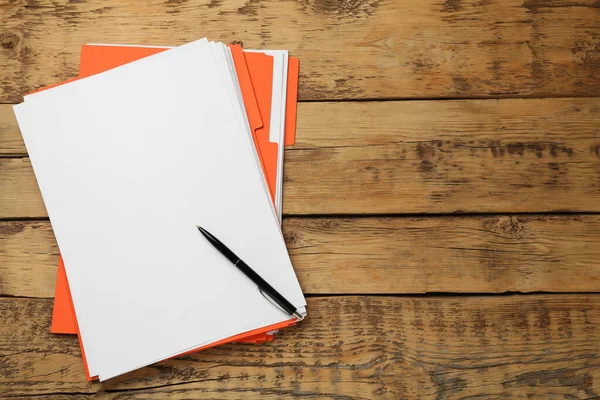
[245,52,277,200]
[285,57,299,147]
[51,45,299,338]
[40,44,300,380]
[50,44,275,344]
[242,53,299,200]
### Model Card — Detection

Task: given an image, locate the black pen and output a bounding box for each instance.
[197,225,303,320]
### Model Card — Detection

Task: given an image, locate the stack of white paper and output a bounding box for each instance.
[14,38,306,381]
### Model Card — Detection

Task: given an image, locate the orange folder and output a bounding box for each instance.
[285,57,299,147]
[50,44,274,343]
[41,44,299,380]
[245,52,277,200]
[240,53,299,201]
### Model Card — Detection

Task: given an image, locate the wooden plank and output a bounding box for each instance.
[0,221,58,298]
[0,157,47,218]
[2,98,600,215]
[3,215,600,298]
[1,0,599,102]
[0,104,21,156]
[286,98,600,214]
[1,295,599,398]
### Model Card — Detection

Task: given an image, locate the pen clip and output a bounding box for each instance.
[258,287,304,321]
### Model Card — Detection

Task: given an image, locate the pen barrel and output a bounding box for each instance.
[234,259,297,315]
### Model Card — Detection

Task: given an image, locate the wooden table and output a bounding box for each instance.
[1,0,600,398]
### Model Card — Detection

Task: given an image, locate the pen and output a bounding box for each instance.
[196,225,303,320]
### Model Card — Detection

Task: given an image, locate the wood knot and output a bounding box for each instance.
[442,0,463,12]
[230,40,244,47]
[416,142,439,174]
[309,0,382,18]
[572,39,600,66]
[0,32,19,50]
[0,222,25,235]
[283,230,301,245]
[484,216,527,239]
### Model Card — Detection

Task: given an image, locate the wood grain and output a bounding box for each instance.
[1,295,599,398]
[1,0,599,102]
[2,98,600,216]
[0,105,21,156]
[0,157,47,218]
[3,215,600,298]
[286,98,600,214]
[0,221,58,298]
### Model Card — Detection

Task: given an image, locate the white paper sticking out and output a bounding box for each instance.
[207,43,277,221]
[16,39,305,381]
[247,49,288,222]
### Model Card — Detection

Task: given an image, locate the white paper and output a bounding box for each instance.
[247,49,288,223]
[87,44,289,224]
[83,43,279,221]
[15,39,305,381]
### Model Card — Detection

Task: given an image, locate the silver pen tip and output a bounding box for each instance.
[293,311,304,321]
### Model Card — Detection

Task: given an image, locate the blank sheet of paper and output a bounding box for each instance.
[15,39,305,381]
